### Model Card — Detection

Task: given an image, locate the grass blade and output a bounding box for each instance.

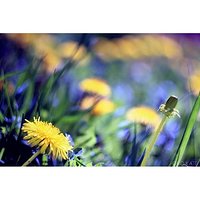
[0,70,24,81]
[172,93,200,166]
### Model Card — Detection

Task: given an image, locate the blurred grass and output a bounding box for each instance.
[172,93,200,166]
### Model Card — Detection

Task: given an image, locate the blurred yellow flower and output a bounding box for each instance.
[80,96,115,115]
[58,41,87,61]
[114,37,139,60]
[93,38,122,61]
[80,96,99,110]
[43,52,62,73]
[78,54,91,67]
[160,36,183,59]
[31,34,57,56]
[22,117,73,160]
[126,106,161,129]
[79,78,111,97]
[127,36,150,58]
[24,34,62,73]
[93,98,115,115]
[93,35,183,61]
[139,35,163,57]
[188,70,200,95]
[6,34,36,47]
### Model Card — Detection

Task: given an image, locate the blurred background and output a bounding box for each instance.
[0,33,200,166]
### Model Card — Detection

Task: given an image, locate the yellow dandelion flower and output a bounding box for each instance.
[43,52,62,73]
[139,35,163,57]
[31,34,57,56]
[188,70,200,95]
[80,96,99,110]
[114,37,137,60]
[126,106,161,129]
[160,36,183,59]
[126,35,182,59]
[79,78,111,97]
[80,96,115,116]
[93,35,182,61]
[92,98,115,115]
[77,54,91,67]
[22,117,73,160]
[127,36,150,58]
[58,41,87,61]
[93,38,122,61]
[33,41,55,57]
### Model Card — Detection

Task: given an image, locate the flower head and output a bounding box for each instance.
[80,96,115,115]
[93,35,182,61]
[126,106,161,129]
[93,38,122,61]
[159,95,180,118]
[32,34,56,56]
[43,52,62,73]
[22,117,73,160]
[79,78,111,97]
[58,41,87,61]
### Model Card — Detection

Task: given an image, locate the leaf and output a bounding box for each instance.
[171,93,200,166]
[20,82,34,115]
[56,114,85,127]
[75,135,96,148]
[0,70,23,81]
[3,81,14,116]
[0,111,4,123]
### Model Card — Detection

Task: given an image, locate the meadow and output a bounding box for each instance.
[0,33,200,166]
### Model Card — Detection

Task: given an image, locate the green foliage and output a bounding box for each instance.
[172,93,200,166]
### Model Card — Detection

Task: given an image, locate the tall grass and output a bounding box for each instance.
[171,93,200,166]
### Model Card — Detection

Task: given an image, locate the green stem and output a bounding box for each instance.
[74,157,86,167]
[42,154,48,166]
[0,148,5,160]
[141,115,168,166]
[22,150,41,166]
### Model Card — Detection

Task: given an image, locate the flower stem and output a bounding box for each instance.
[141,115,168,166]
[0,148,5,160]
[22,150,41,166]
